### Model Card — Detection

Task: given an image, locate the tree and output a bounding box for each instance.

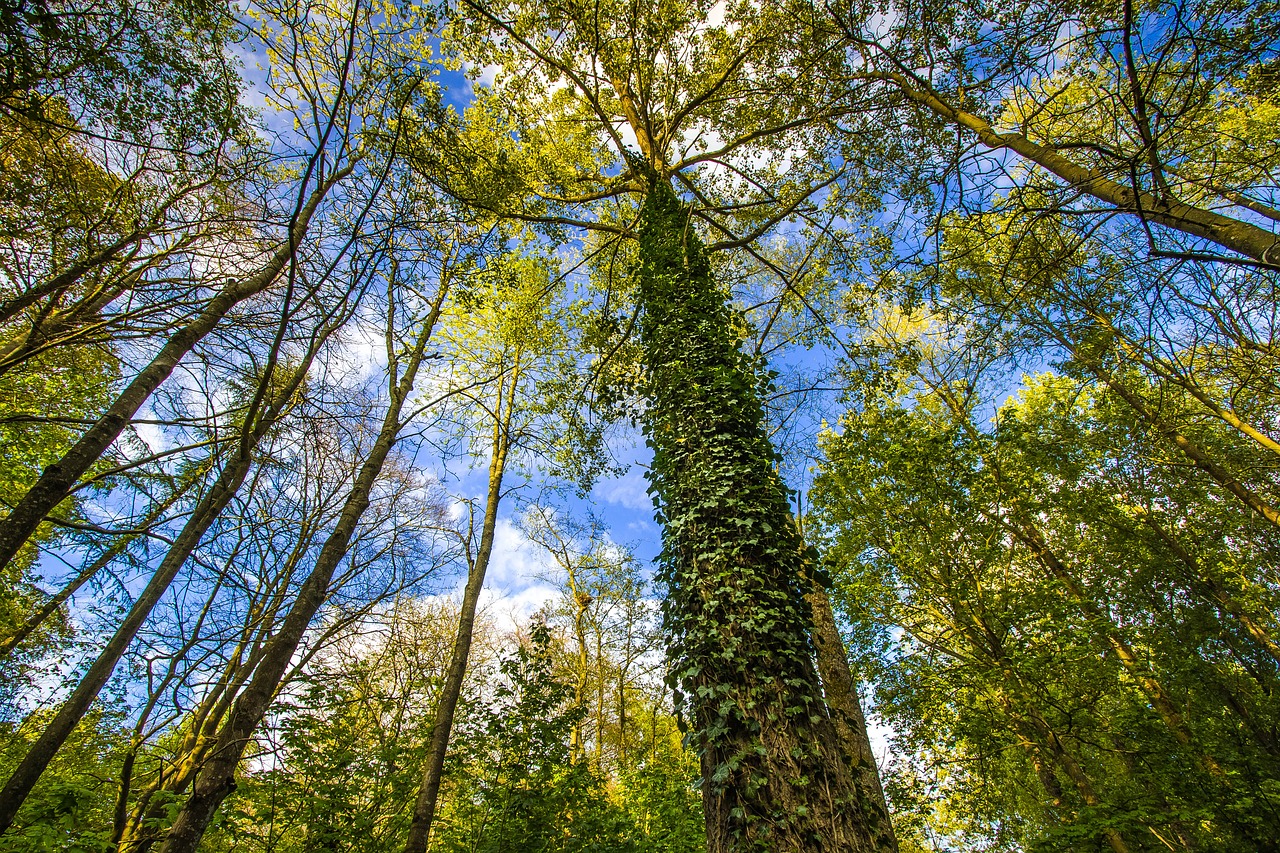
[152,206,470,853]
[200,597,498,853]
[0,0,444,828]
[811,359,1280,850]
[637,178,871,850]
[822,0,1280,268]
[520,506,709,852]
[0,708,130,853]
[427,1,891,845]
[428,621,636,853]
[0,0,247,358]
[107,409,456,853]
[402,247,600,853]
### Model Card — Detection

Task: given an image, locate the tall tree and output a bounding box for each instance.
[637,178,871,850]
[0,0,441,827]
[402,248,598,853]
[811,349,1280,849]
[429,1,893,846]
[152,189,482,851]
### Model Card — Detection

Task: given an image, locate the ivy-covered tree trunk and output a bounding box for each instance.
[636,179,875,852]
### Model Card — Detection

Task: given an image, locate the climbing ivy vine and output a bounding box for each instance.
[635,177,872,852]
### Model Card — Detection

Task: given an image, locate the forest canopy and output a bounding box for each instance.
[0,0,1277,851]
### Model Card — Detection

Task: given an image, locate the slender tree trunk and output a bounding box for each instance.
[116,613,276,853]
[0,227,150,329]
[932,385,1254,788]
[1010,520,1227,779]
[570,588,589,761]
[618,620,632,769]
[1137,512,1280,665]
[637,178,877,852]
[0,242,192,379]
[595,629,605,768]
[0,461,206,659]
[0,271,350,829]
[109,572,231,850]
[853,68,1280,265]
[156,280,449,853]
[956,594,1132,853]
[0,340,326,834]
[1034,333,1280,530]
[402,385,512,853]
[1021,705,1130,853]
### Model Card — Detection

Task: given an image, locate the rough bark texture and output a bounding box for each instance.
[636,178,877,852]
[808,586,897,852]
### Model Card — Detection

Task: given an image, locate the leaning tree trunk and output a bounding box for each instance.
[636,178,876,852]
[0,336,330,836]
[155,281,450,853]
[808,586,897,852]
[402,364,514,853]
[0,162,352,575]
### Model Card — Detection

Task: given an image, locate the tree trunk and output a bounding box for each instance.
[859,69,1280,266]
[402,371,513,853]
[0,462,205,659]
[155,281,448,853]
[0,300,346,835]
[0,163,352,574]
[807,586,897,852]
[958,593,1132,853]
[636,177,878,852]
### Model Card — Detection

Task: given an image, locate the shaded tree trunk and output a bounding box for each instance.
[807,585,897,852]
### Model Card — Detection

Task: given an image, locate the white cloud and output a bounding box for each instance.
[477,583,561,634]
[326,315,390,384]
[593,468,653,511]
[132,421,170,454]
[866,712,897,773]
[418,513,562,635]
[706,0,727,28]
[460,60,502,90]
[616,120,640,152]
[485,517,557,587]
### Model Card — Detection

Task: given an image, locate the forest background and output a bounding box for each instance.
[0,0,1278,851]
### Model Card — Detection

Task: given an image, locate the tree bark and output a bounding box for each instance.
[807,586,897,852]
